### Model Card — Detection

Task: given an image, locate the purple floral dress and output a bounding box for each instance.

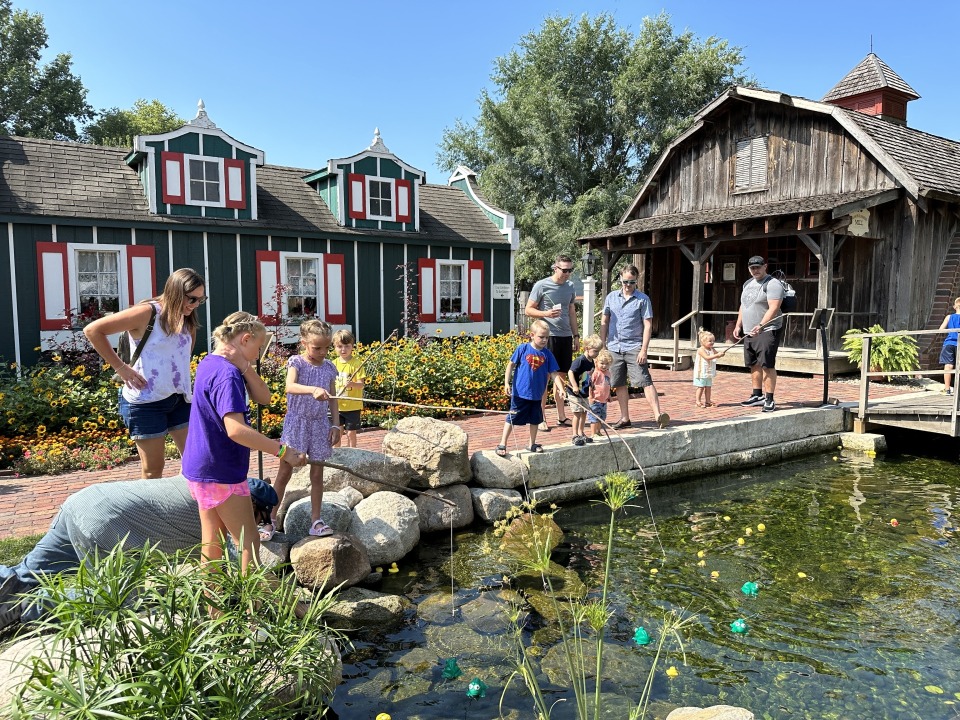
[280,354,336,460]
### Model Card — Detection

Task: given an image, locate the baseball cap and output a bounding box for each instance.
[747,256,765,267]
[247,477,279,509]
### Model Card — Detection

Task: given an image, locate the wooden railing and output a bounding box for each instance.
[851,328,960,436]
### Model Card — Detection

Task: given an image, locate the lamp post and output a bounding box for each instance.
[581,249,598,338]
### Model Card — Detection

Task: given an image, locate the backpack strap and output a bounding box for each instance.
[127,303,158,368]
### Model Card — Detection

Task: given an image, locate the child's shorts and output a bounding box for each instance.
[940,344,957,366]
[506,397,543,426]
[693,377,713,387]
[566,389,588,413]
[587,401,608,424]
[339,409,362,431]
[187,480,250,511]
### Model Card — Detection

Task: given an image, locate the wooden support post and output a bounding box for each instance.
[689,241,705,349]
[816,232,834,358]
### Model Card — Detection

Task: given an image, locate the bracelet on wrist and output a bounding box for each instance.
[277,444,287,459]
[330,425,342,431]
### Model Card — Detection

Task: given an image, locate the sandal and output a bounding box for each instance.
[495,445,508,457]
[309,519,334,537]
[538,421,550,432]
[556,417,571,427]
[657,412,671,429]
[529,443,544,453]
[258,523,275,542]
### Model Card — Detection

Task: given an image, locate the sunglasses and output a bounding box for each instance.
[620,280,637,286]
[556,267,574,274]
[185,294,207,306]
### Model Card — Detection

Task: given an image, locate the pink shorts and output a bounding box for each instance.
[187,480,250,511]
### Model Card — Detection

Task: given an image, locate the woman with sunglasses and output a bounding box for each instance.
[85,268,206,478]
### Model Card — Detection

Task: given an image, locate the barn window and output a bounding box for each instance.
[766,238,797,277]
[77,250,120,318]
[735,136,768,191]
[439,261,465,317]
[188,158,221,203]
[286,257,319,317]
[368,178,394,220]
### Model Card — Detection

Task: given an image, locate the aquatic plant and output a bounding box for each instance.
[11,541,346,719]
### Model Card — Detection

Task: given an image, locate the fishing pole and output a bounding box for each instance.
[307,455,458,507]
[332,328,399,401]
[717,315,786,354]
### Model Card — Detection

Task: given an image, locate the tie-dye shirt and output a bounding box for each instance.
[121,301,194,404]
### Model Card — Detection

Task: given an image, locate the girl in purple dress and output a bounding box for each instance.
[268,319,341,538]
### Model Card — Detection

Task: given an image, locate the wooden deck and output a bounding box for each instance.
[646,338,857,375]
[857,390,960,437]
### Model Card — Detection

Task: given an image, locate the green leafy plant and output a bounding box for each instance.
[842,324,919,380]
[11,541,346,719]
[496,472,696,720]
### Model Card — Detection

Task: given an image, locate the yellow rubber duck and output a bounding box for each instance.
[757,523,766,532]
[697,550,705,559]
[666,666,679,678]
[697,560,706,567]
[737,537,745,546]
[710,570,720,579]
[376,714,392,720]
[388,562,399,573]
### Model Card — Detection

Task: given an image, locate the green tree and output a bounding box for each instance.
[0,0,92,140]
[438,13,751,284]
[83,98,185,147]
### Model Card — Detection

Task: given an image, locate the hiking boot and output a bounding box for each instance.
[740,394,765,407]
[762,399,776,413]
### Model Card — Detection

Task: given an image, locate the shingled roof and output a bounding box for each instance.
[822,53,920,102]
[0,136,509,245]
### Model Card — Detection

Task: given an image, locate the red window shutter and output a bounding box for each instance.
[348,173,367,219]
[467,260,484,321]
[323,253,347,324]
[224,159,247,209]
[418,257,437,323]
[255,250,282,322]
[395,178,412,223]
[36,242,71,330]
[126,245,157,305]
[161,151,186,205]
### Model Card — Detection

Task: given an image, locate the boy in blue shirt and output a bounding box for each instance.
[938,296,960,395]
[496,320,559,456]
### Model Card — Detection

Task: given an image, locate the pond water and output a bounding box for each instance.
[331,450,960,720]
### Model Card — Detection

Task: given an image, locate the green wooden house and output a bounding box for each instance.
[0,102,518,365]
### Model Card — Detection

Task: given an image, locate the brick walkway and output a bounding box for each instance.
[0,368,913,539]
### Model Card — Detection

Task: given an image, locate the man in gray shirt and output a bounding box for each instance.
[734,256,784,413]
[526,254,578,429]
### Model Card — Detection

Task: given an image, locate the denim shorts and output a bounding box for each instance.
[587,401,608,424]
[118,392,191,441]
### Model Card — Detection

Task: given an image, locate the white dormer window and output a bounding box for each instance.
[188,158,221,204]
[368,178,394,220]
[734,136,768,192]
[161,151,247,210]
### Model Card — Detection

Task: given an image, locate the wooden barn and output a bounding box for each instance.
[581,53,960,367]
[0,103,518,366]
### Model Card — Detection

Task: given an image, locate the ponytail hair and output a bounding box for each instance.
[212,311,265,346]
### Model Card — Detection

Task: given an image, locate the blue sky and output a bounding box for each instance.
[20,0,960,185]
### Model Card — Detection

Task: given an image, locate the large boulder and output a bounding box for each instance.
[284,493,354,541]
[290,532,371,593]
[414,483,474,533]
[470,487,523,523]
[320,586,412,632]
[348,491,420,567]
[470,449,528,489]
[323,447,415,497]
[381,416,470,488]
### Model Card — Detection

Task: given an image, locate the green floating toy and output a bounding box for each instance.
[741,581,759,597]
[466,677,488,698]
[442,658,463,680]
[730,618,749,634]
[633,627,651,646]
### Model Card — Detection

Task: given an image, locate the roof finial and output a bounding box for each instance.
[187,98,218,129]
[870,34,873,54]
[368,127,391,154]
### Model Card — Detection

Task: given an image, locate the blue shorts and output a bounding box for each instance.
[118,392,191,441]
[940,344,957,366]
[587,401,607,424]
[505,397,544,426]
[339,409,362,431]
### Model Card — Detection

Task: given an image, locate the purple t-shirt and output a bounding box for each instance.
[182,355,250,485]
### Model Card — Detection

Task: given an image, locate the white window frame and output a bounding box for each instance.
[366,176,396,221]
[438,259,468,319]
[734,135,768,192]
[279,252,324,322]
[184,154,226,207]
[67,244,129,324]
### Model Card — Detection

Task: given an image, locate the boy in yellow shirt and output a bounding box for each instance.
[332,330,365,447]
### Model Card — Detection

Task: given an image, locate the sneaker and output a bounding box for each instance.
[740,394,765,407]
[762,399,776,413]
[948,389,955,396]
[656,412,671,428]
[583,435,594,443]
[572,435,585,446]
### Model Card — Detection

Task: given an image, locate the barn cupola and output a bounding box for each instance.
[822,53,919,126]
